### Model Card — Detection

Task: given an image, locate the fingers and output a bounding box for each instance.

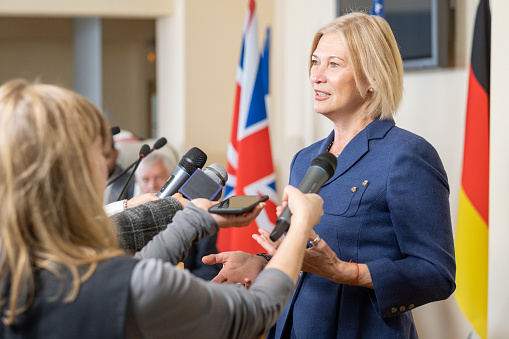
[127,193,160,209]
[252,234,276,255]
[308,229,318,242]
[190,198,215,211]
[172,193,189,208]
[202,253,228,265]
[211,272,227,283]
[252,228,279,255]
[243,278,252,290]
[213,203,266,228]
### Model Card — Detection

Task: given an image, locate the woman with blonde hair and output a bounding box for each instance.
[205,12,456,338]
[0,79,324,338]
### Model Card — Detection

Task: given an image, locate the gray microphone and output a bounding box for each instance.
[270,152,337,241]
[156,147,207,198]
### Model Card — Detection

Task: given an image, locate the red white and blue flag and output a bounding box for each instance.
[217,0,278,254]
[370,0,385,17]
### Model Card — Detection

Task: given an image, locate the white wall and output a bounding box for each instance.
[489,0,509,337]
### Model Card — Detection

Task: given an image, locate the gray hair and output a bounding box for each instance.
[135,151,176,178]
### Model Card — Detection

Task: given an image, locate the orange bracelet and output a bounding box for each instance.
[349,259,359,286]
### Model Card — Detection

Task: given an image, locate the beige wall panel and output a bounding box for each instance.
[183,0,273,166]
[0,0,172,18]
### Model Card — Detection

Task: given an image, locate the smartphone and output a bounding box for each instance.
[208,195,269,214]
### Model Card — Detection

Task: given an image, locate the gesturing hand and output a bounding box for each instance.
[202,251,268,288]
[252,228,281,256]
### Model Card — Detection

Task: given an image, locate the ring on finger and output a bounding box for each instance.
[310,235,321,247]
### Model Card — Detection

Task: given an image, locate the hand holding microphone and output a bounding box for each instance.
[270,152,337,241]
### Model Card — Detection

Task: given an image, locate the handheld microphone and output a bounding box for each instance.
[178,163,228,201]
[269,152,337,241]
[107,137,168,186]
[117,144,151,201]
[204,163,228,187]
[156,147,207,198]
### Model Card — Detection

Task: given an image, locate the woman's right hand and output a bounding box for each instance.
[253,186,323,255]
[252,228,280,256]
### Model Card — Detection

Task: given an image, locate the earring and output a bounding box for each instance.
[368,88,374,93]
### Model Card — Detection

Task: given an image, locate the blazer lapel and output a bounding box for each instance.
[324,118,395,184]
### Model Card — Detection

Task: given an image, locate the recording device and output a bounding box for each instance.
[178,163,228,201]
[209,195,269,215]
[269,152,337,241]
[107,137,168,186]
[117,144,150,201]
[156,147,207,198]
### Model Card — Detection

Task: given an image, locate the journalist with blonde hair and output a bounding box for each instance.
[0,79,323,338]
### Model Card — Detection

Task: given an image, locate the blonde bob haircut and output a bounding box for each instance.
[0,79,123,325]
[309,12,404,120]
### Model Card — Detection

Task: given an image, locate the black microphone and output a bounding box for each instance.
[269,152,337,241]
[156,147,207,198]
[111,126,121,135]
[178,163,228,201]
[117,144,151,201]
[107,137,168,186]
[149,137,167,154]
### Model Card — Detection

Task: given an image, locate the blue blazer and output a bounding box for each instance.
[268,118,456,338]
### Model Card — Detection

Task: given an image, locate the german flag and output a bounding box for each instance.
[455,0,491,338]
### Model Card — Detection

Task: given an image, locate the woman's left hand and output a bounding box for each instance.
[302,230,373,288]
[301,229,342,279]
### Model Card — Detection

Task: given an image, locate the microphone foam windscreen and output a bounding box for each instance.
[153,137,167,150]
[311,152,338,178]
[111,126,120,135]
[203,163,228,186]
[139,144,151,157]
[179,147,207,173]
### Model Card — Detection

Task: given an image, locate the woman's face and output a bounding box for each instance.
[88,137,108,199]
[310,33,365,118]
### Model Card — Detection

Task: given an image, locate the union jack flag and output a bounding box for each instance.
[370,0,385,17]
[217,0,278,254]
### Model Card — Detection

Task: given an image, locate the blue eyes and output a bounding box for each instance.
[311,60,339,67]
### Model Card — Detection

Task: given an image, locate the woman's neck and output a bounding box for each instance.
[328,116,374,156]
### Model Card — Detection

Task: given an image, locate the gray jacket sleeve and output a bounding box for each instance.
[111,197,183,253]
[125,203,294,338]
[133,202,218,264]
[126,262,293,339]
